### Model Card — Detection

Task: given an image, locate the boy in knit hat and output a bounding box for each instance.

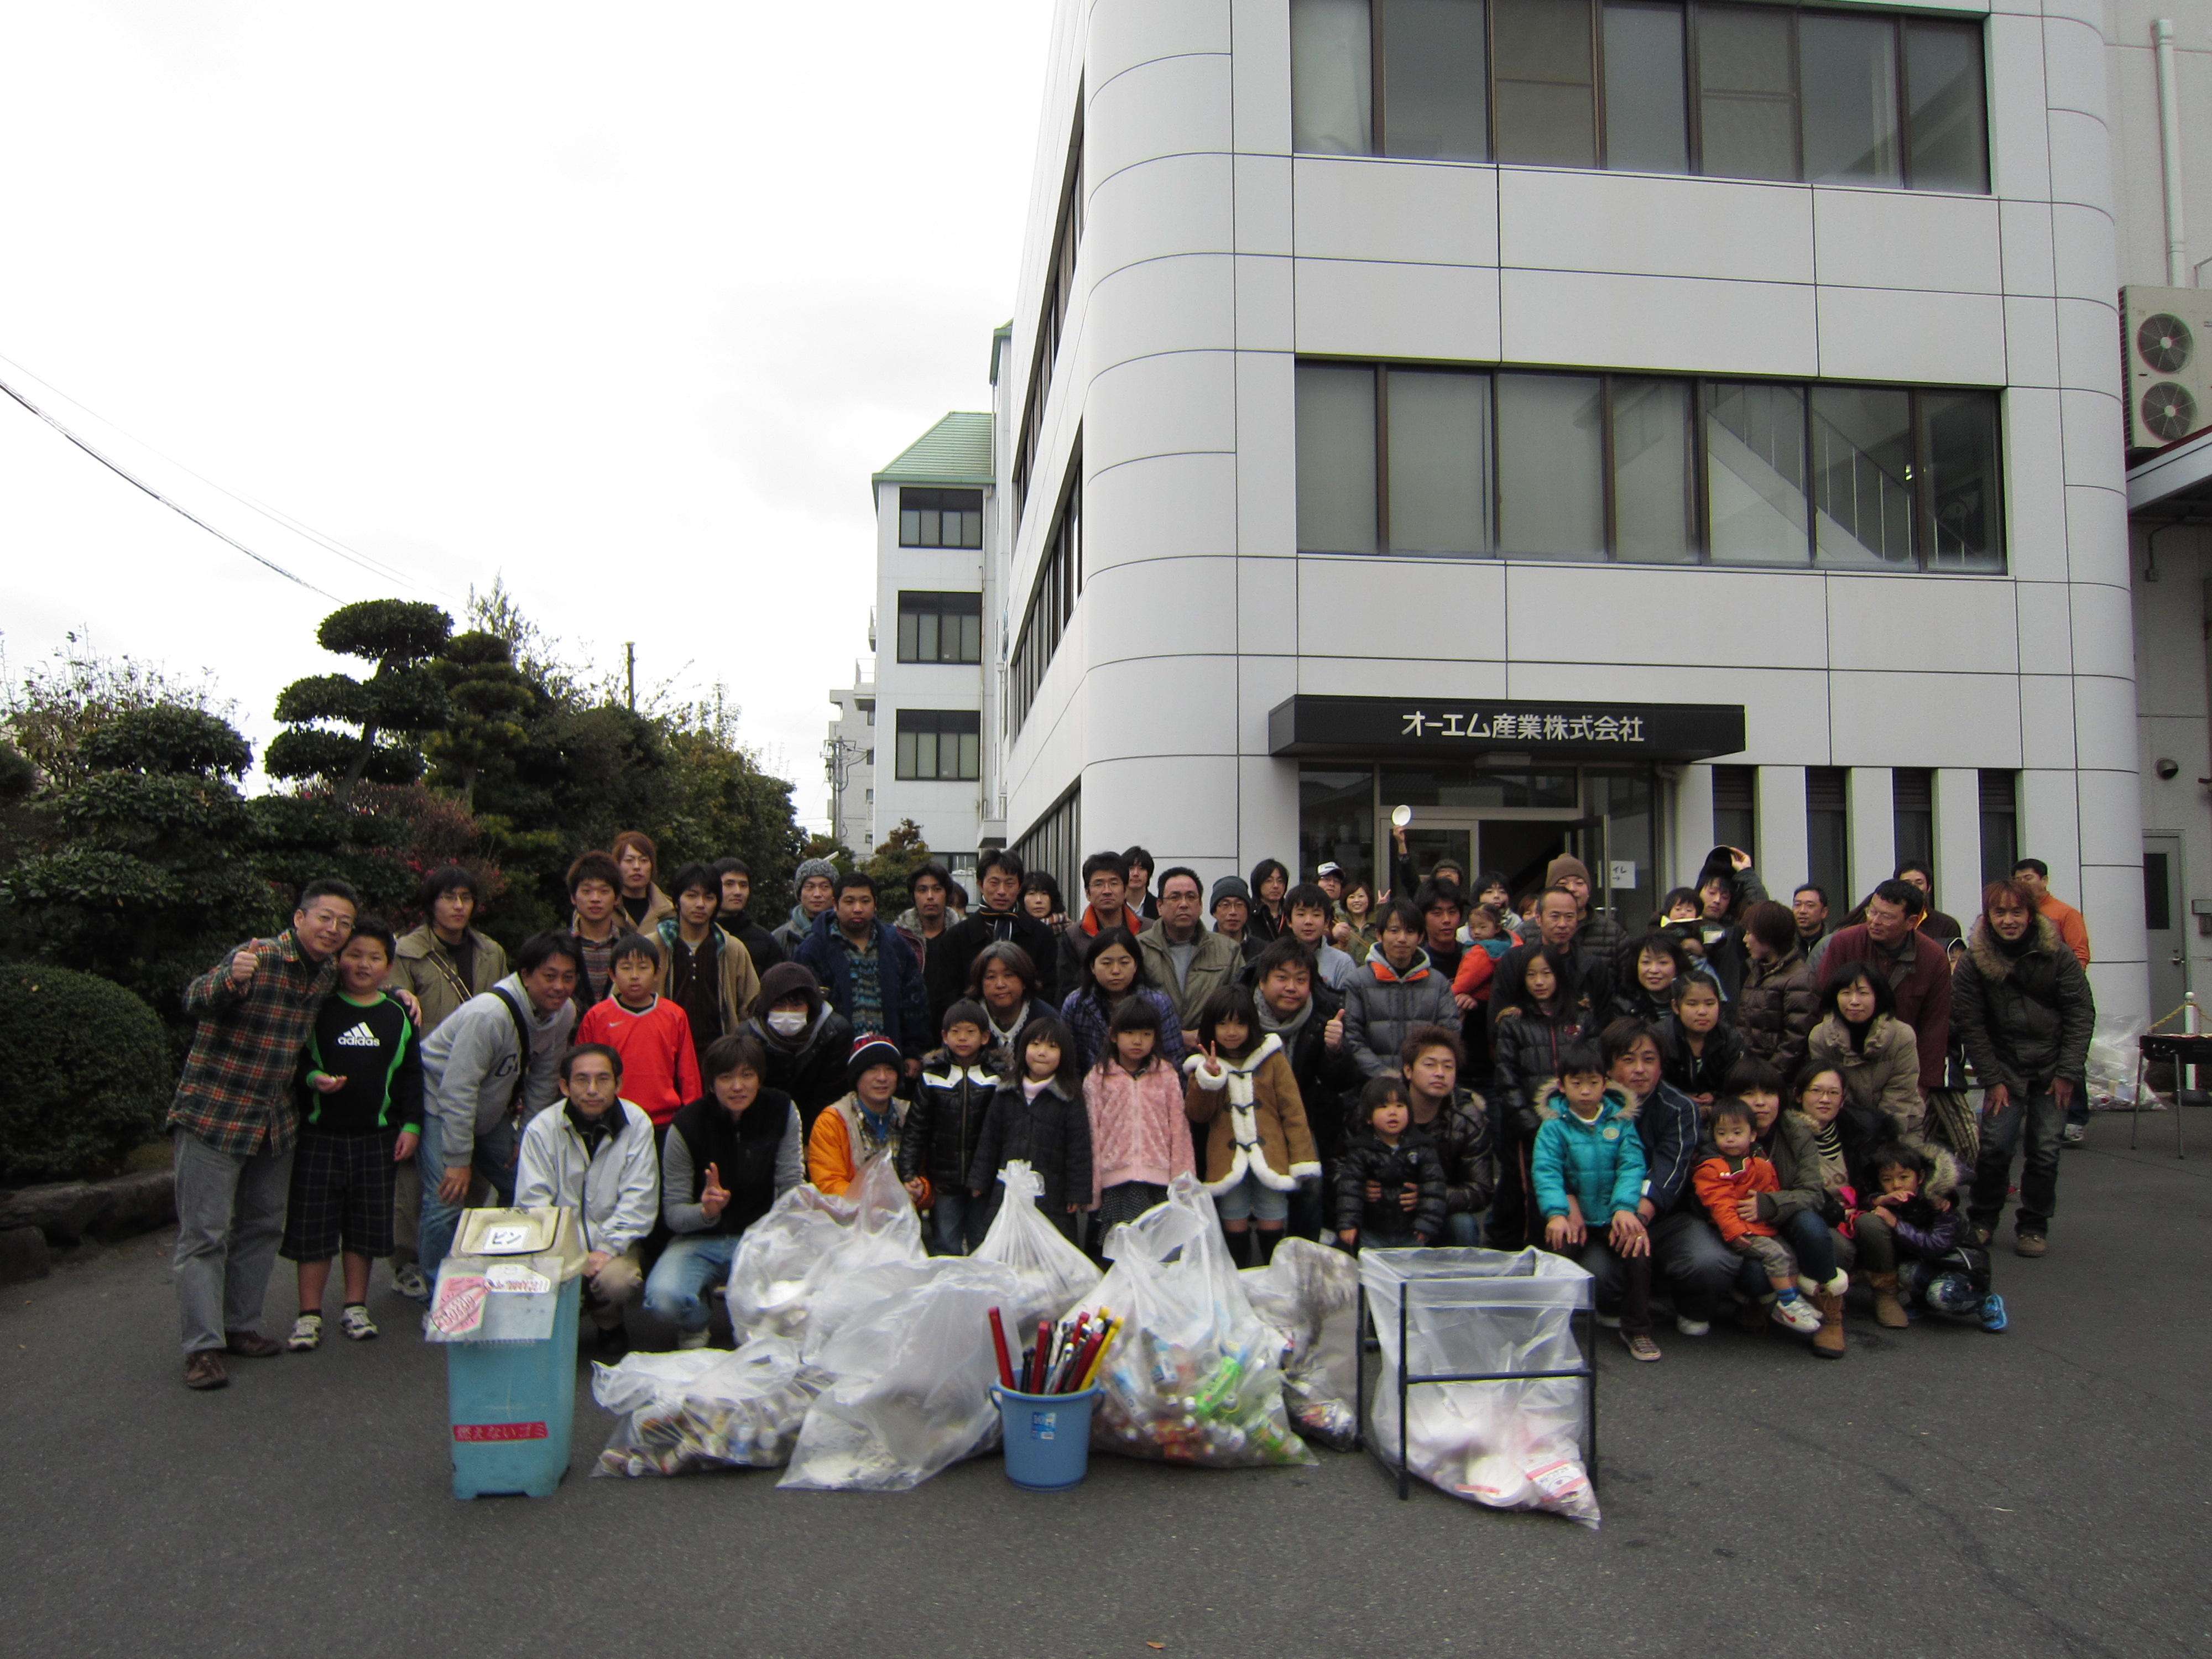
[773,858,841,959]
[806,1033,925,1204]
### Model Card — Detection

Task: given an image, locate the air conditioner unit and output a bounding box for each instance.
[2122,285,2212,450]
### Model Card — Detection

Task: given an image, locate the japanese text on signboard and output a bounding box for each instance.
[1399,710,1648,743]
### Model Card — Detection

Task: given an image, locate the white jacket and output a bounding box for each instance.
[514,1099,659,1255]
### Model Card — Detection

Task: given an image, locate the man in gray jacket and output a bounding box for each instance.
[515,1042,659,1355]
[416,932,581,1279]
[1135,867,1243,1046]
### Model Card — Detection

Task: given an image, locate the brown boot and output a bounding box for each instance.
[1812,1290,1846,1358]
[1868,1271,1909,1329]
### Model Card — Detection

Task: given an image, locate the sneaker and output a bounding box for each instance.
[674,1326,712,1350]
[1621,1330,1662,1363]
[2015,1232,2048,1258]
[1595,1312,1622,1329]
[2061,1123,2085,1146]
[285,1314,323,1352]
[1674,1314,1711,1337]
[393,1262,431,1302]
[182,1350,229,1390]
[1771,1293,1822,1335]
[1979,1293,2008,1333]
[339,1305,378,1342]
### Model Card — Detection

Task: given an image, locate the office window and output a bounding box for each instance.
[1013,107,1083,523]
[1611,377,1696,563]
[1892,767,1934,872]
[1978,770,2017,885]
[1297,361,2002,571]
[896,591,983,664]
[858,699,875,726]
[898,488,984,550]
[1496,374,1604,555]
[1387,368,1491,554]
[1494,0,1597,166]
[1713,765,1757,855]
[1296,363,1379,553]
[1380,0,1489,160]
[1604,2,1689,173]
[1290,2,1987,192]
[895,709,981,781]
[1008,461,1081,735]
[1799,12,1901,185]
[1292,0,1373,154]
[1014,784,1081,896]
[1807,768,1849,909]
[1905,20,1987,193]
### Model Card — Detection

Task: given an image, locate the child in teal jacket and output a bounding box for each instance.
[1531,1040,1660,1362]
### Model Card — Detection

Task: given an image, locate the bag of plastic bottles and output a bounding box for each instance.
[1360,1246,1600,1527]
[723,1153,924,1342]
[1241,1237,1360,1451]
[592,1336,816,1477]
[1084,1176,1315,1469]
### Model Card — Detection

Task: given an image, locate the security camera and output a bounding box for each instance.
[2156,757,2180,780]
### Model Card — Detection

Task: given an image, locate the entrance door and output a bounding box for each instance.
[2146,833,2187,1021]
[1383,810,1588,909]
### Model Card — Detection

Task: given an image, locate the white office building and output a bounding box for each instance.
[948,0,2212,1026]
[851,410,998,880]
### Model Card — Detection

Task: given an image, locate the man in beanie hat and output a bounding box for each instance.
[806,1032,925,1203]
[1546,852,1628,967]
[773,857,841,958]
[1209,874,1263,965]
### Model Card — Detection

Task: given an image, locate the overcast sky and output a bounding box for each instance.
[0,2,1048,830]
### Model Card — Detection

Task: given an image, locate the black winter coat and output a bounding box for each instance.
[1260,984,1365,1162]
[943,907,1064,1008]
[1951,917,2096,1094]
[1490,1004,1595,1140]
[898,1050,996,1197]
[1656,1014,1746,1101]
[742,1009,853,1132]
[967,1078,1094,1217]
[1334,1128,1449,1240]
[1411,1087,1498,1217]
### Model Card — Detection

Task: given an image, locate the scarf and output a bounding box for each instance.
[988,1000,1032,1049]
[1813,1118,1843,1163]
[851,1099,894,1159]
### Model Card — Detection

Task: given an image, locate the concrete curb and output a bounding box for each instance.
[0,1170,175,1250]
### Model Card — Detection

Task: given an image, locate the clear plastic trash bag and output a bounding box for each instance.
[1241,1237,1360,1451]
[1360,1246,1600,1527]
[592,1336,815,1477]
[723,1152,924,1342]
[1084,1176,1316,1469]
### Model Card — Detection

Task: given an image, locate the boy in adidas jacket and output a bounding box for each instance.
[281,919,422,1350]
[515,1042,659,1354]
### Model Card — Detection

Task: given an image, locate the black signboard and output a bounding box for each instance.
[1267,695,1745,761]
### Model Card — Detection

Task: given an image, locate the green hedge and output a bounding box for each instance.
[0,966,170,1183]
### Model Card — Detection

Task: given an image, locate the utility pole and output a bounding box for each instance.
[624,641,636,711]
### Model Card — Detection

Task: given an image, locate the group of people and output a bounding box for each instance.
[161,827,2094,1390]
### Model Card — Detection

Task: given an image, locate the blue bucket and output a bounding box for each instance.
[993,1385,1101,1490]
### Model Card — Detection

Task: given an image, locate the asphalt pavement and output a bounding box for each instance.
[4,1110,2208,1659]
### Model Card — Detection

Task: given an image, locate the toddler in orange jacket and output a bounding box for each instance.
[1693,1098,1819,1335]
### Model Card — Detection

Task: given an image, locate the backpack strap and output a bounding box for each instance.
[492,987,533,1118]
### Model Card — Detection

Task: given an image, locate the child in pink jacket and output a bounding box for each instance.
[1084,997,1194,1247]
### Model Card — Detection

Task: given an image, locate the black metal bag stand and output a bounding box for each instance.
[1353,1279,1599,1502]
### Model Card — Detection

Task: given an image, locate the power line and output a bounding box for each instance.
[0,354,455,603]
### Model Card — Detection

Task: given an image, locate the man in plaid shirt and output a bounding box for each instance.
[170,877,359,1391]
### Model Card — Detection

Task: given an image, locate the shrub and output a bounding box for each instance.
[0,966,171,1183]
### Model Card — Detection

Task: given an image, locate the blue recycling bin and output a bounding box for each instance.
[446,1275,581,1499]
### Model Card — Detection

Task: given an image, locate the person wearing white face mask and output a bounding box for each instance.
[737,961,853,1135]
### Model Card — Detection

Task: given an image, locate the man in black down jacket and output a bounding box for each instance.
[940,849,1060,1008]
[1251,938,1365,1238]
[1954,880,2094,1258]
[1400,1024,1498,1246]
